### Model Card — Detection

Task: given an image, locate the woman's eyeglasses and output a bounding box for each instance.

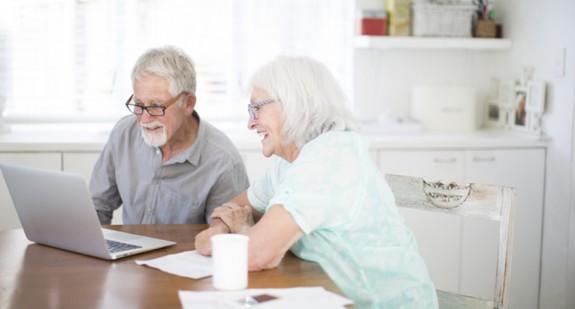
[247,99,275,120]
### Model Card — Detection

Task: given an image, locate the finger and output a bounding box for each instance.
[210,209,222,218]
[211,207,230,217]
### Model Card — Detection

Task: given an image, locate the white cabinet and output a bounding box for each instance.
[0,153,62,230]
[464,149,545,309]
[62,152,123,224]
[62,153,101,180]
[380,150,465,182]
[398,207,462,292]
[378,148,545,309]
[459,214,500,298]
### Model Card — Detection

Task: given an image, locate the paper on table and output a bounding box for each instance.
[135,250,212,279]
[178,287,353,309]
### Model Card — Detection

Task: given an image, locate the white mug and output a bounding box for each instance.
[211,234,249,290]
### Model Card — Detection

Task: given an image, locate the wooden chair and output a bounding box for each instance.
[385,174,515,309]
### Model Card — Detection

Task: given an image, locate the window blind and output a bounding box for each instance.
[0,0,354,123]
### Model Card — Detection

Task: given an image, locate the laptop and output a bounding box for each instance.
[0,164,176,260]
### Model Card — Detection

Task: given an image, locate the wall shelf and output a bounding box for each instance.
[355,36,512,51]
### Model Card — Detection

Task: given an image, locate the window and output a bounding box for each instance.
[0,0,354,123]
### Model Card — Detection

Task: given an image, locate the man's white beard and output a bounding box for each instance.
[140,121,168,147]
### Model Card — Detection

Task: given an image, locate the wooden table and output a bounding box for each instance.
[0,224,343,308]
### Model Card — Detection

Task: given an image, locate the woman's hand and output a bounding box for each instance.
[194,219,229,256]
[210,203,255,234]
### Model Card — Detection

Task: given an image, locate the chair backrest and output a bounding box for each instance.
[385,174,515,309]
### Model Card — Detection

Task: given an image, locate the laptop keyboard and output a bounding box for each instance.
[106,239,142,253]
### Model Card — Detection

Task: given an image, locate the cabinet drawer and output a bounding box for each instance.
[379,150,464,182]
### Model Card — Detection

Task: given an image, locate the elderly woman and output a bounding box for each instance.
[195,56,438,308]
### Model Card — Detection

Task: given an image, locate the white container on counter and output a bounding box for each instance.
[410,85,478,132]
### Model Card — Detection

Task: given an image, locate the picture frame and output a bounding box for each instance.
[498,80,515,109]
[510,80,546,134]
[486,78,546,134]
[525,80,546,133]
[512,86,529,130]
[486,79,514,129]
[485,78,500,128]
[486,100,503,128]
[526,80,546,113]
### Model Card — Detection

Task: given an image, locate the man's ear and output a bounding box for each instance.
[185,94,197,115]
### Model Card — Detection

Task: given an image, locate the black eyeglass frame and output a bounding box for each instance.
[125,92,186,116]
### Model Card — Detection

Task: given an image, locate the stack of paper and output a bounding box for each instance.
[137,252,353,308]
[135,250,212,279]
[178,287,352,309]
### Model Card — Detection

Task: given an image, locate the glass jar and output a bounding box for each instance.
[358,10,387,36]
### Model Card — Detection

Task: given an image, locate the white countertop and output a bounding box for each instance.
[0,123,549,152]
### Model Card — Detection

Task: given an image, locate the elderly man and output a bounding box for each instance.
[90,46,249,224]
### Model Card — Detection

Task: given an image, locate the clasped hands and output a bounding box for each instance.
[195,203,254,256]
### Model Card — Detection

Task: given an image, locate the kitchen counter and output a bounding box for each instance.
[0,123,549,152]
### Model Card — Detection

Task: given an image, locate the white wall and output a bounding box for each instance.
[569,53,575,309]
[354,50,505,121]
[495,0,575,308]
[570,92,575,309]
[353,0,508,123]
[354,0,575,308]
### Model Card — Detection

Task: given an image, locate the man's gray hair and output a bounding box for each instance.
[249,56,357,147]
[131,46,196,101]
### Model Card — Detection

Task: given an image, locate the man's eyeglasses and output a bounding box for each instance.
[125,92,186,116]
[248,99,275,120]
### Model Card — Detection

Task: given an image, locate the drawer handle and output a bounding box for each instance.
[433,158,457,164]
[472,156,496,162]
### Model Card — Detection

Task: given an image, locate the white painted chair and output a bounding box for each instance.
[386,174,515,309]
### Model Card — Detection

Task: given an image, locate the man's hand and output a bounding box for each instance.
[210,203,255,233]
[194,219,229,256]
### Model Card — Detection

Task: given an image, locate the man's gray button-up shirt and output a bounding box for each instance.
[90,113,249,224]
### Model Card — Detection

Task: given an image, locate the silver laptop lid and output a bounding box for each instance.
[1,164,111,258]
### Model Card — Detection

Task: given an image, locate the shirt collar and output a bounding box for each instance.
[163,111,204,166]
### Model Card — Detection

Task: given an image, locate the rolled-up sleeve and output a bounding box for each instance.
[247,158,282,214]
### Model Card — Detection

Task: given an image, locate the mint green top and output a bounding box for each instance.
[247,131,438,309]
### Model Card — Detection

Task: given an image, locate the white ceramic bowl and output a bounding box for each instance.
[422,180,471,209]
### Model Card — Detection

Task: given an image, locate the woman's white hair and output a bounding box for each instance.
[131,46,196,105]
[249,56,357,147]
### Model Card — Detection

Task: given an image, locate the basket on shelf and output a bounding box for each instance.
[412,3,477,37]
